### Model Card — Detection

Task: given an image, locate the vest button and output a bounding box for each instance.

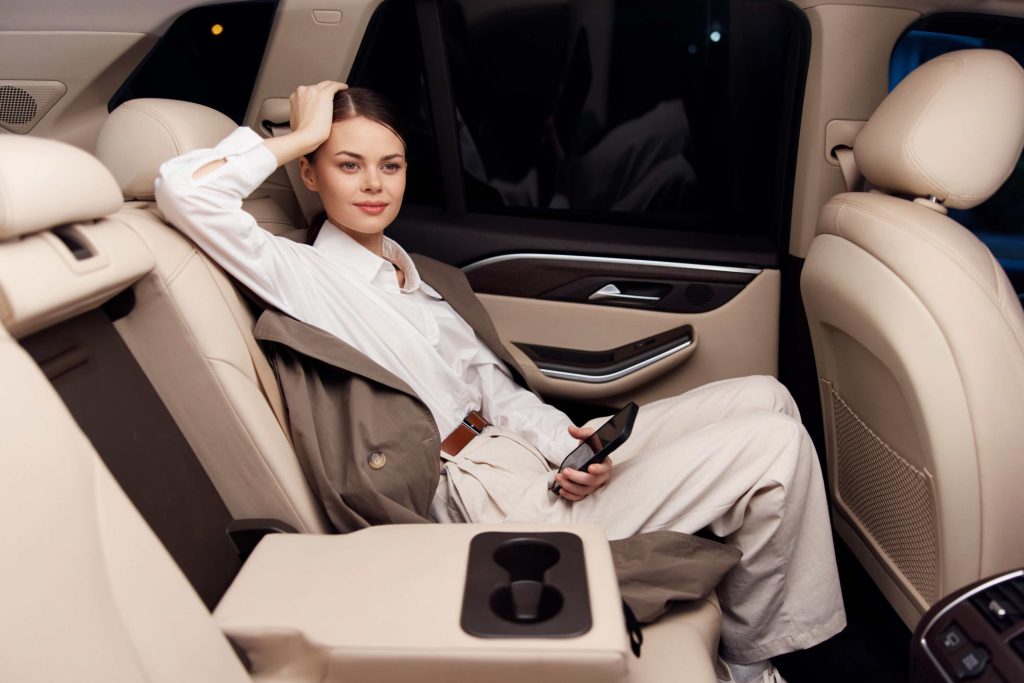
[368,450,387,470]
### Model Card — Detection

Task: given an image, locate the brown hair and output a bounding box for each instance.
[305,87,406,243]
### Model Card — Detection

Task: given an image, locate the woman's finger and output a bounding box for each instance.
[562,467,599,488]
[555,474,590,497]
[568,425,595,441]
[559,488,583,502]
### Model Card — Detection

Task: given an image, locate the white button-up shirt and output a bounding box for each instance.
[155,127,577,463]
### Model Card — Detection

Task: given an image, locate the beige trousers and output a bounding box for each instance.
[430,375,846,663]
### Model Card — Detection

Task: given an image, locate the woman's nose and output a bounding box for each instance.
[362,169,382,192]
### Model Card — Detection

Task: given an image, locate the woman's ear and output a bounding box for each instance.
[299,157,319,192]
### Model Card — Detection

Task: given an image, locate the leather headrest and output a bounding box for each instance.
[855,49,1024,210]
[96,98,237,201]
[0,135,122,240]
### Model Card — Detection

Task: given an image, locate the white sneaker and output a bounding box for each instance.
[717,659,788,683]
[761,663,787,683]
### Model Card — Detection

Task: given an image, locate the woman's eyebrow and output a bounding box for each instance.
[334,151,405,161]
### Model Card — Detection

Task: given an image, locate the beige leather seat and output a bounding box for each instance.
[0,135,251,683]
[1,327,253,683]
[802,49,1024,627]
[1,123,722,682]
[95,98,330,533]
[92,99,724,679]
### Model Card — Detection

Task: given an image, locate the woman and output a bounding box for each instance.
[156,81,844,683]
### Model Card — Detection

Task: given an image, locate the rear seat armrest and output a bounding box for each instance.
[226,518,298,562]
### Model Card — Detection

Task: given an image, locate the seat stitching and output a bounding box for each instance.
[905,55,962,200]
[122,237,315,530]
[122,101,188,155]
[834,198,1024,352]
[203,356,316,528]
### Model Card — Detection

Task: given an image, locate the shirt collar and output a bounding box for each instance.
[313,221,438,297]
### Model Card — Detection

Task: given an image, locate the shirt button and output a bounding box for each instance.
[368,450,387,470]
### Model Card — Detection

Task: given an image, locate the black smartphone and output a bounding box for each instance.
[550,402,639,495]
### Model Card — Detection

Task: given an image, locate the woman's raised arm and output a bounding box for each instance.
[154,82,348,316]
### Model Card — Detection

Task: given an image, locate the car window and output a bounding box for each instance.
[353,0,808,247]
[109,0,278,124]
[891,14,1024,299]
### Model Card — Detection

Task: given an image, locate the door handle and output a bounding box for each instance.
[587,284,662,303]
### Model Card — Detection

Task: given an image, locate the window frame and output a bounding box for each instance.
[351,0,810,269]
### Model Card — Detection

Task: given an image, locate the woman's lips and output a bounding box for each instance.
[355,202,387,216]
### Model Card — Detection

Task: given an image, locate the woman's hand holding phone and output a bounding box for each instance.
[553,424,613,502]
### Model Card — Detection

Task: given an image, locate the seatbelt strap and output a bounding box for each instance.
[268,123,323,227]
[833,146,864,193]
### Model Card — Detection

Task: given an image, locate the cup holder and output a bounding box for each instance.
[461,532,591,638]
[488,539,563,622]
[490,584,564,623]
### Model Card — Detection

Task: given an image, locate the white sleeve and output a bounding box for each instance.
[479,363,580,466]
[154,127,311,318]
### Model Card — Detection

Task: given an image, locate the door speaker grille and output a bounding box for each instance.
[0,86,37,124]
[0,81,67,134]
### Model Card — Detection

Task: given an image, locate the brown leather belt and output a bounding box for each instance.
[441,410,490,456]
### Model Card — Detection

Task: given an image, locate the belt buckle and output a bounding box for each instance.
[462,412,483,435]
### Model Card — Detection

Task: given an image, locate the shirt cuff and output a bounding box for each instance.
[191,127,279,196]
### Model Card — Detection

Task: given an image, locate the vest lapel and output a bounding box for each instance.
[411,254,530,386]
[253,310,420,400]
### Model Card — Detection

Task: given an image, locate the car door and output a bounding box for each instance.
[343,0,809,411]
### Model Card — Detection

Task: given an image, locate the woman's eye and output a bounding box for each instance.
[382,162,403,173]
[340,162,359,172]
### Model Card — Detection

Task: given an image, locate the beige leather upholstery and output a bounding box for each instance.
[0,319,252,683]
[112,204,330,531]
[856,49,1024,209]
[0,135,122,239]
[0,217,153,338]
[92,99,724,678]
[216,526,720,683]
[1,127,720,682]
[96,97,238,200]
[91,99,328,531]
[802,49,1024,627]
[0,126,153,340]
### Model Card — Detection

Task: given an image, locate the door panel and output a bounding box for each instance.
[479,270,779,405]
[351,0,808,408]
[464,253,760,314]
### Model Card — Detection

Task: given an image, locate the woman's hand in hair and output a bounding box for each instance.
[264,81,349,167]
[290,81,349,148]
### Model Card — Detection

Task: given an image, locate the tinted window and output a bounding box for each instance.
[350,0,443,208]
[891,15,1024,298]
[354,0,808,245]
[109,0,277,124]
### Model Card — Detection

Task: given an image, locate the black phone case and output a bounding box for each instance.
[551,402,638,495]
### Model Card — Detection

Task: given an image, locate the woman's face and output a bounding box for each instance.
[300,116,406,237]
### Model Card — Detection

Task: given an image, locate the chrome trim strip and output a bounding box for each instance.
[918,569,1024,683]
[538,338,693,384]
[461,252,763,275]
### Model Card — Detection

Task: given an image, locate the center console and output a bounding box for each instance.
[911,569,1024,682]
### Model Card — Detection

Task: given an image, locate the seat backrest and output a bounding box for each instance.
[95,99,330,533]
[0,136,251,683]
[801,49,1024,627]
